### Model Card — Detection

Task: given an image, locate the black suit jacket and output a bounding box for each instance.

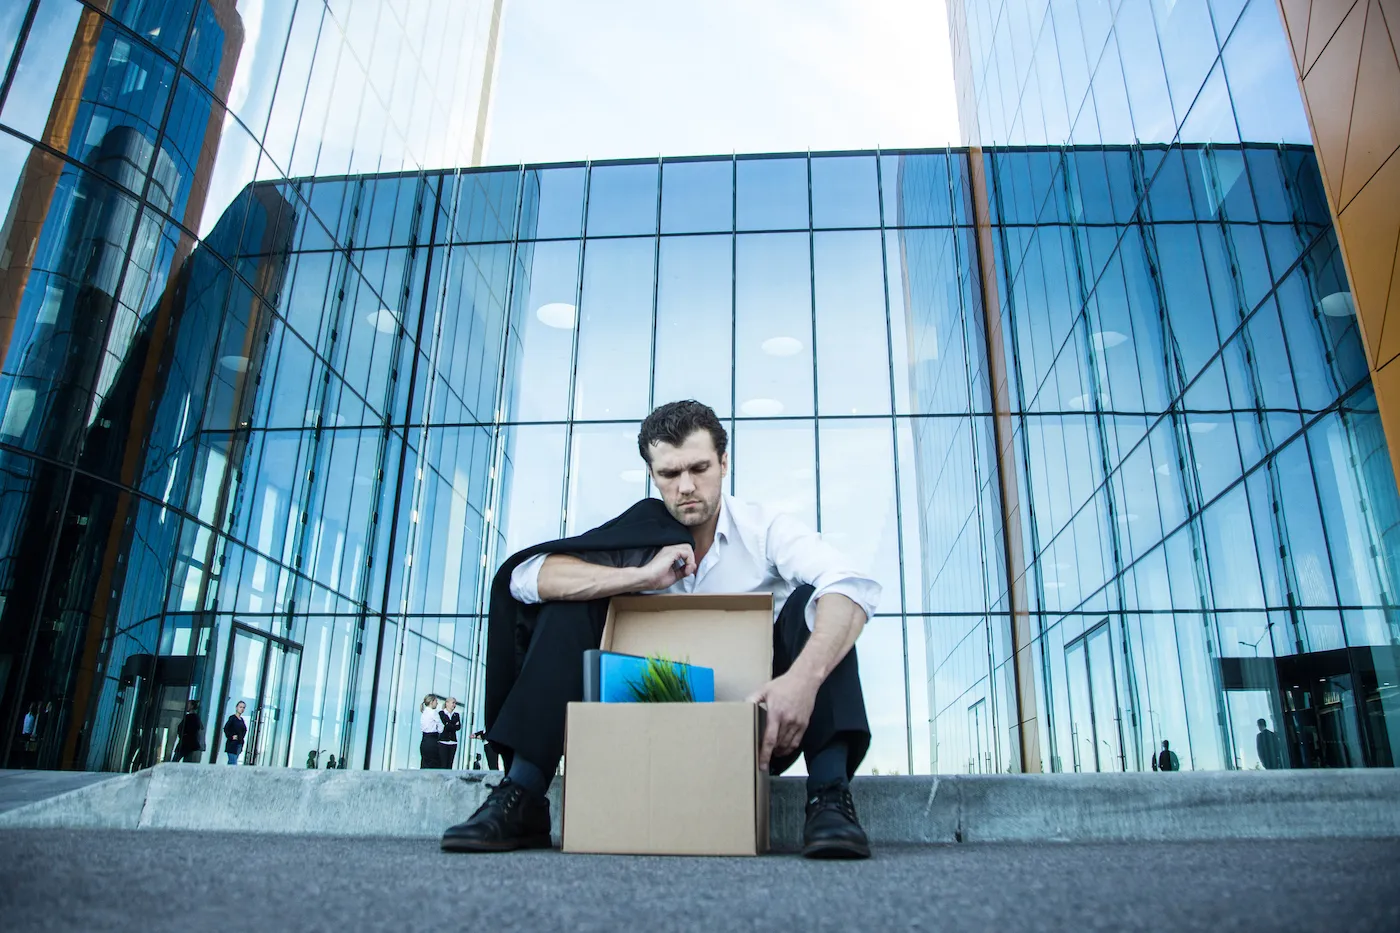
[438,710,462,743]
[483,498,692,734]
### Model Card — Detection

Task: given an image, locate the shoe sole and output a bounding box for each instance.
[801,839,872,860]
[440,833,553,853]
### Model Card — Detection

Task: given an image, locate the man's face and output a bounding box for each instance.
[647,429,727,528]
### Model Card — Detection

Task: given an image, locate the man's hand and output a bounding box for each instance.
[635,543,697,591]
[747,670,819,771]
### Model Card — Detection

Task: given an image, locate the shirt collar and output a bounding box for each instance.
[714,494,736,546]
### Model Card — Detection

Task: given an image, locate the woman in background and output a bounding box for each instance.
[419,694,442,768]
[437,697,462,769]
[222,701,248,765]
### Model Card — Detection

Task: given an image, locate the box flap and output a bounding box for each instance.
[601,593,773,701]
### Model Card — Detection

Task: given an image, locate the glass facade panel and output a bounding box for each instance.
[735,232,813,419]
[736,156,808,231]
[660,159,733,234]
[573,237,654,420]
[584,162,658,237]
[655,235,733,416]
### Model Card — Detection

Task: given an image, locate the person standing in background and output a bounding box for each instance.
[18,703,38,768]
[223,701,248,765]
[420,695,442,768]
[175,701,204,763]
[438,697,462,769]
[1256,719,1286,770]
[471,730,501,770]
[1156,740,1179,772]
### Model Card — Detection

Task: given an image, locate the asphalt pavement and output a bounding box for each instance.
[2,828,1398,932]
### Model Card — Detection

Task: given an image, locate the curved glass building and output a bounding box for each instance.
[1,0,1396,777]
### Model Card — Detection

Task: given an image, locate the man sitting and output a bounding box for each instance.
[441,400,880,859]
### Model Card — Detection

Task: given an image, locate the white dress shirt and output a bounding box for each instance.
[420,706,442,735]
[509,495,880,629]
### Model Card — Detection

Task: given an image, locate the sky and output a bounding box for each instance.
[484,0,959,165]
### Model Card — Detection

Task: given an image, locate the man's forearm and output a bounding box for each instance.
[787,593,865,687]
[536,554,651,601]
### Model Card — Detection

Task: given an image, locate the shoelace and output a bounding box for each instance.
[486,781,526,812]
[808,786,857,822]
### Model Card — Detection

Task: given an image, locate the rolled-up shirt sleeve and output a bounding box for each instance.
[766,512,881,630]
[508,553,549,604]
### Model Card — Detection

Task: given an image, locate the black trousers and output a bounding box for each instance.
[436,742,458,769]
[488,584,871,778]
[420,733,440,769]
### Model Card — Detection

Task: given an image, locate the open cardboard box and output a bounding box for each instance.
[562,593,773,856]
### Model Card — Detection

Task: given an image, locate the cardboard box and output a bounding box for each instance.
[563,593,773,856]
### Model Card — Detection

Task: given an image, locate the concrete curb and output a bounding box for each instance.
[1,766,1397,846]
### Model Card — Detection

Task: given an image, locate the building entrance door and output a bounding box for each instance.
[967,698,990,773]
[220,626,302,767]
[1066,623,1124,772]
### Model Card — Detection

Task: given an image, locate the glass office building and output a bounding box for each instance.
[1,0,1395,779]
[936,0,1400,774]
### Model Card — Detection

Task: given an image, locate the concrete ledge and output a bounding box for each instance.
[0,769,151,830]
[1,766,1397,847]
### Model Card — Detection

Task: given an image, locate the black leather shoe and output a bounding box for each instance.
[440,779,552,852]
[801,781,871,859]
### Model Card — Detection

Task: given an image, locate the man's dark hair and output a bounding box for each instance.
[638,400,728,464]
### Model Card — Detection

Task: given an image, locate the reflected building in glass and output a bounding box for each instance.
[943,0,1400,774]
[0,0,505,771]
[0,0,1396,780]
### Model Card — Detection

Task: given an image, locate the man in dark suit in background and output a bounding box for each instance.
[1256,719,1285,769]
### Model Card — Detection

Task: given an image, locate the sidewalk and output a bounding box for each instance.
[2,827,1397,933]
[1,765,1397,845]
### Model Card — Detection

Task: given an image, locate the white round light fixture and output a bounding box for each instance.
[1188,421,1218,435]
[1068,394,1090,410]
[1090,330,1128,352]
[219,355,250,373]
[1319,291,1355,318]
[740,398,784,417]
[761,336,802,357]
[536,302,576,329]
[367,308,398,334]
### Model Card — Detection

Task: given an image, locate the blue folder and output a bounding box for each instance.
[582,650,715,703]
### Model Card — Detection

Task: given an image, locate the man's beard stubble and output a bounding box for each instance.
[666,489,720,528]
